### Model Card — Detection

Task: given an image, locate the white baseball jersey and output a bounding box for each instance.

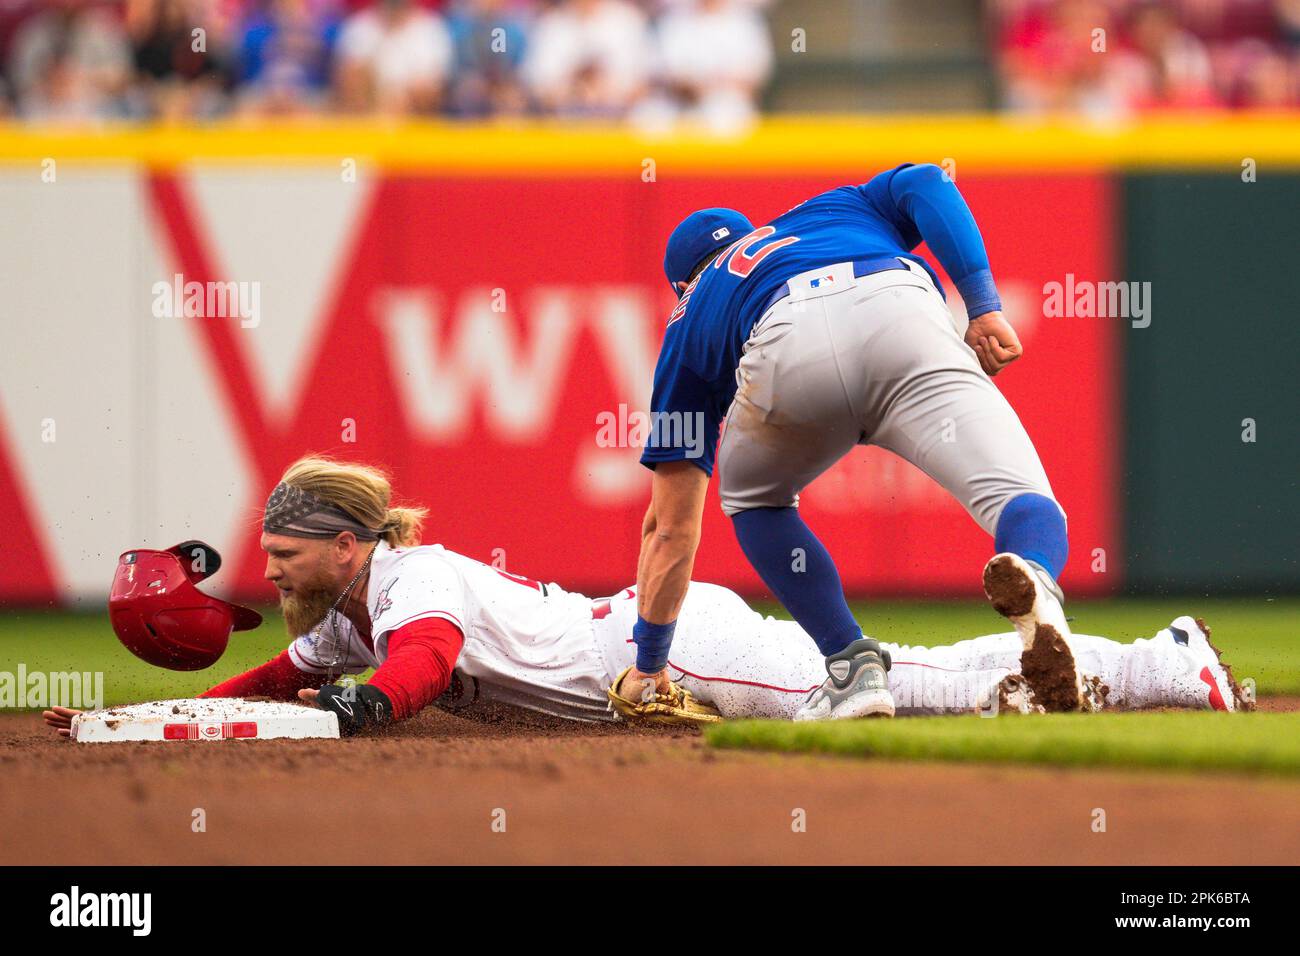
[289,543,1200,721]
[288,542,617,721]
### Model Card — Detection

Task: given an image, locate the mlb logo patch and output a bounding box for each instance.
[788,262,855,302]
[712,227,731,240]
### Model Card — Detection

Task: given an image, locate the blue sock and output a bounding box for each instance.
[731,507,863,657]
[994,493,1068,581]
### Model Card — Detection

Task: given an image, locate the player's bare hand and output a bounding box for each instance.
[965,311,1022,376]
[297,688,320,705]
[42,706,82,738]
[619,667,674,702]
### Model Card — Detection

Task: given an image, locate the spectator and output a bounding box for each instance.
[8,0,131,122]
[1177,0,1278,44]
[443,0,530,117]
[646,0,772,131]
[1115,2,1220,111]
[522,0,651,117]
[994,0,1299,114]
[127,0,233,120]
[1229,39,1297,108]
[234,0,344,116]
[334,0,454,115]
[1281,0,1300,48]
[997,0,1126,117]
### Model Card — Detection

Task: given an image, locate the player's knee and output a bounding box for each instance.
[720,488,797,517]
[980,485,1061,530]
[995,491,1065,529]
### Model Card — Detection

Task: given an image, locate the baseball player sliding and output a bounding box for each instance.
[44,458,1248,739]
[617,162,1084,723]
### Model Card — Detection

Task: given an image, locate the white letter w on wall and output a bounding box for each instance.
[376,286,578,443]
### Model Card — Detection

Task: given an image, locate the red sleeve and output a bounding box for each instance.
[199,650,322,701]
[367,617,464,721]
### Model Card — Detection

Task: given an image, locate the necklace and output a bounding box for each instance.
[314,545,376,683]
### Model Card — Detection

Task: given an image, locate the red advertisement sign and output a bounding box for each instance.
[0,170,1117,603]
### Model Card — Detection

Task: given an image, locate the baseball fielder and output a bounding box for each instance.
[619,162,1083,723]
[44,458,1249,738]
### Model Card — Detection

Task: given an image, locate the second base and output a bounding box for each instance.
[71,698,339,743]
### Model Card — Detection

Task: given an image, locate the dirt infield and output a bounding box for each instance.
[3,707,1299,866]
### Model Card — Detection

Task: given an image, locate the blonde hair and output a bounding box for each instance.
[278,455,426,547]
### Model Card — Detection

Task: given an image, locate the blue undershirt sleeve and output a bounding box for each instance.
[887,163,1003,319]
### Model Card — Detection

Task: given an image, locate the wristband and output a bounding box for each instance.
[956,269,1003,320]
[632,615,677,674]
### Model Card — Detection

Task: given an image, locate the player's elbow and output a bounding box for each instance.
[898,162,951,192]
[652,522,702,554]
[641,503,657,537]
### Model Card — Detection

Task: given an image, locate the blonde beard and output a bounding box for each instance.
[279,564,344,637]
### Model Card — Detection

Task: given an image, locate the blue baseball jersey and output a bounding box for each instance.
[640,162,1003,476]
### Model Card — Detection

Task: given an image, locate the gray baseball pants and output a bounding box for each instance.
[716,258,1058,532]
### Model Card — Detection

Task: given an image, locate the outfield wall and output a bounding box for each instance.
[1120,174,1300,593]
[0,119,1295,605]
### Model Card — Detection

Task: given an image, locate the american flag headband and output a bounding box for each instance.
[262,482,380,541]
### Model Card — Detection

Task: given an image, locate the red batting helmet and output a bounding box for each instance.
[109,541,263,671]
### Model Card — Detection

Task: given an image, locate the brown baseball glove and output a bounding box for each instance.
[607,666,723,726]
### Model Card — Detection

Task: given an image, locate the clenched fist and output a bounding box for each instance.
[965,310,1023,377]
[299,683,393,736]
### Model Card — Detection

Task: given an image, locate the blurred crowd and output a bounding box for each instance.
[0,0,774,126]
[3,0,1298,125]
[993,0,1300,114]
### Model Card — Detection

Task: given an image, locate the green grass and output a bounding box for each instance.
[0,596,1294,708]
[0,605,297,707]
[716,595,1299,775]
[707,711,1300,776]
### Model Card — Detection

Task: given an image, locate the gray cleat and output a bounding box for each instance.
[794,637,895,721]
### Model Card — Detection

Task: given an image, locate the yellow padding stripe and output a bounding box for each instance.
[0,115,1297,170]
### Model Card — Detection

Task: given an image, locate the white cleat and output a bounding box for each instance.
[982,552,1069,648]
[1159,616,1253,712]
[794,637,895,721]
[982,553,1090,712]
[1080,674,1109,713]
[983,672,1107,716]
[987,674,1045,715]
